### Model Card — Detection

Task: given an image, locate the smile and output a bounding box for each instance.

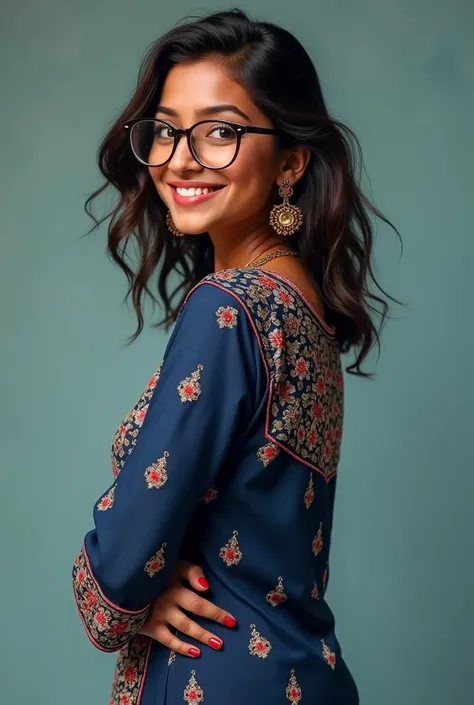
[169,182,225,206]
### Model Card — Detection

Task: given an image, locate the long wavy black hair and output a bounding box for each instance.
[86,8,399,375]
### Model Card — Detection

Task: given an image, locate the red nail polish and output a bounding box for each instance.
[224,616,236,628]
[188,647,200,658]
[208,637,223,650]
[197,577,209,589]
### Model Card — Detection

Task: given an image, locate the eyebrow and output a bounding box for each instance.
[155,104,252,122]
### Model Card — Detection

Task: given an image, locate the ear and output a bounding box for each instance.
[277,147,310,186]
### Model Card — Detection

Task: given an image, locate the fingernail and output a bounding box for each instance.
[188,647,200,658]
[208,637,223,650]
[224,616,237,628]
[197,577,209,589]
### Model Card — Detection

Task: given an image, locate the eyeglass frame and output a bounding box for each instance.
[123,118,281,170]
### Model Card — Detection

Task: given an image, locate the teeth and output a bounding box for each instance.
[176,187,214,197]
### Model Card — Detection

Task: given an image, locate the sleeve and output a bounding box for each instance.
[72,282,262,652]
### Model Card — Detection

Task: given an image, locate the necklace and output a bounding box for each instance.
[245,248,300,269]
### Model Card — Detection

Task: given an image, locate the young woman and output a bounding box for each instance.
[73,9,394,705]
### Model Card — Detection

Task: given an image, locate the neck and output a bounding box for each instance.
[209,217,286,271]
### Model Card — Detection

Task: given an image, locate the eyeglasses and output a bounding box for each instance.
[123,118,280,170]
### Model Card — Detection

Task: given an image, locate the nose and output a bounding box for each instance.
[168,134,202,173]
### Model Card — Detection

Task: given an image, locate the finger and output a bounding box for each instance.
[177,561,209,591]
[180,588,237,629]
[142,622,201,659]
[167,607,224,651]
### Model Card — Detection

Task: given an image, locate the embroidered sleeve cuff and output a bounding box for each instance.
[72,545,150,652]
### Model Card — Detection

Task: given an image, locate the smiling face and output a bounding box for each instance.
[149,58,286,238]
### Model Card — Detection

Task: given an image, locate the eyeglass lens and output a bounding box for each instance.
[129,120,239,168]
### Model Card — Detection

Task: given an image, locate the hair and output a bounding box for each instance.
[85,8,399,376]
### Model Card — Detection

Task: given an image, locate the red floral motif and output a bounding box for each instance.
[144,451,169,490]
[202,485,218,503]
[216,305,239,329]
[177,364,203,403]
[191,269,344,481]
[321,639,336,670]
[312,522,323,556]
[304,473,314,509]
[111,362,163,475]
[248,623,272,658]
[109,636,151,705]
[257,442,280,466]
[72,548,149,652]
[266,576,287,607]
[286,669,302,704]
[144,543,167,577]
[219,530,242,566]
[311,580,320,600]
[97,486,116,512]
[183,670,204,704]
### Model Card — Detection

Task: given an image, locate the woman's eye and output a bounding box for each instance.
[208,125,235,140]
[154,126,174,139]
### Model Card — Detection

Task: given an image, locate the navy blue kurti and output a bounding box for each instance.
[72,268,359,705]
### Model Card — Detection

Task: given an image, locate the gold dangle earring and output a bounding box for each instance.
[269,179,303,237]
[166,211,184,238]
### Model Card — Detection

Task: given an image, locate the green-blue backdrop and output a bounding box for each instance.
[1,1,472,704]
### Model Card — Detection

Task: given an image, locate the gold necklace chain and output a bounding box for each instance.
[244,248,300,269]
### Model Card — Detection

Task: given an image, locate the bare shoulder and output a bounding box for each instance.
[261,258,327,323]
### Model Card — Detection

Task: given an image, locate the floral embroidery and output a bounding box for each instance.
[109,636,151,705]
[97,485,116,512]
[286,669,302,704]
[72,547,149,652]
[216,305,239,328]
[311,580,320,600]
[266,576,287,607]
[177,365,203,403]
[312,522,323,556]
[322,639,336,670]
[183,670,204,704]
[248,623,272,658]
[197,270,343,482]
[304,473,314,509]
[202,486,218,503]
[168,650,176,666]
[219,531,242,567]
[144,451,169,490]
[257,442,280,466]
[144,542,167,577]
[111,362,163,476]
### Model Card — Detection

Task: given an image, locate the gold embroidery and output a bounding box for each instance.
[257,442,280,466]
[144,542,167,577]
[248,623,272,658]
[322,639,336,669]
[97,485,116,512]
[202,485,218,503]
[312,522,323,556]
[286,669,302,704]
[144,451,169,490]
[311,580,320,600]
[219,530,242,567]
[178,365,204,403]
[183,669,204,704]
[304,473,314,509]
[110,636,151,704]
[168,649,176,666]
[266,576,287,607]
[216,305,239,328]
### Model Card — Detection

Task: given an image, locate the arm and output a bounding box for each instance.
[72,283,260,651]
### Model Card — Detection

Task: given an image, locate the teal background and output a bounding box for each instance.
[1,1,472,704]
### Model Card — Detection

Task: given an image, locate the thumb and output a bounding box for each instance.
[177,560,209,591]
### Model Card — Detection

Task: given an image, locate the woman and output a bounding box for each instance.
[73,9,395,705]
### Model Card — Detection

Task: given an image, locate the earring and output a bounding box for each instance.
[269,179,303,237]
[166,211,184,238]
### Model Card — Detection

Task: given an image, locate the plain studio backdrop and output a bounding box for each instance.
[0,1,472,704]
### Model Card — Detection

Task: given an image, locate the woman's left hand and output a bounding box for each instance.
[138,561,237,658]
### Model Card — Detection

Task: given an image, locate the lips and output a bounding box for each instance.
[168,182,226,206]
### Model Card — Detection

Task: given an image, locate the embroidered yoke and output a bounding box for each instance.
[72,269,359,705]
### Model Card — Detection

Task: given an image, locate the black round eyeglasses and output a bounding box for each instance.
[123,118,280,170]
